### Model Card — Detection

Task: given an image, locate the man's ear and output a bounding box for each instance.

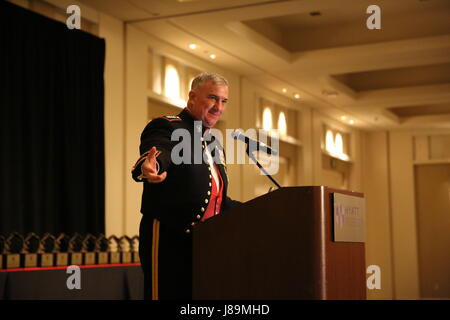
[188,90,195,100]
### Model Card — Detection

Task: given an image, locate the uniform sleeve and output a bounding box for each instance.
[131,118,175,182]
[222,197,242,211]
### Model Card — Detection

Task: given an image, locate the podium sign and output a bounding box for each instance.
[332,193,366,243]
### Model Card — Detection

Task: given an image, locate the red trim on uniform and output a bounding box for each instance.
[202,164,224,221]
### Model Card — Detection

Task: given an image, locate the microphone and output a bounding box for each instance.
[231,130,278,155]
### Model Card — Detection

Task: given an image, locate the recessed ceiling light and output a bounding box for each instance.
[294,93,301,99]
[322,90,338,98]
[188,43,197,50]
[349,119,355,125]
[209,54,216,59]
[341,116,347,121]
[282,88,287,93]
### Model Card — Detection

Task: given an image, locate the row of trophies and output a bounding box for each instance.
[0,233,140,269]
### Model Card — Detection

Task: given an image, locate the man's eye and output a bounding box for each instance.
[208,95,228,103]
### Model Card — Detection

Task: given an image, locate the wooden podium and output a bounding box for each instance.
[192,186,366,300]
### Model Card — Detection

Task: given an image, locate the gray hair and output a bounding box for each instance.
[190,72,228,90]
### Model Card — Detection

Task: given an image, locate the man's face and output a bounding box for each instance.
[187,81,228,128]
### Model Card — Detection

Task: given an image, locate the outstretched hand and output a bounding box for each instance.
[140,146,167,183]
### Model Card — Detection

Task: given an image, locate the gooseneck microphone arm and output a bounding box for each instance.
[245,144,282,189]
[231,130,281,189]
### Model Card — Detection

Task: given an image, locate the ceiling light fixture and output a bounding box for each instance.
[282,88,287,93]
[209,54,216,60]
[340,116,347,121]
[322,90,338,98]
[349,119,355,125]
[294,93,301,99]
[188,43,197,50]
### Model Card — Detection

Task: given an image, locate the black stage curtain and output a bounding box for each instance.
[0,2,105,235]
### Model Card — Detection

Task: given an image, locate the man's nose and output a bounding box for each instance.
[214,99,225,111]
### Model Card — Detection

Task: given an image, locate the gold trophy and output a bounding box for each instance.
[55,233,69,266]
[96,234,109,264]
[22,233,39,268]
[0,235,5,269]
[68,233,83,265]
[39,233,55,267]
[5,233,22,269]
[130,235,140,263]
[108,235,121,264]
[119,236,132,264]
[82,234,97,265]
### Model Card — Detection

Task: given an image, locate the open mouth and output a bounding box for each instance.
[208,109,220,116]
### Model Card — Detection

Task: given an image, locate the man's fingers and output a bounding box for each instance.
[146,147,162,167]
[147,146,161,160]
[147,146,156,157]
[146,171,167,184]
[141,146,164,182]
[141,164,156,176]
[141,159,155,172]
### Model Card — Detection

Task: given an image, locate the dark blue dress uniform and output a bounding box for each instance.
[132,108,240,300]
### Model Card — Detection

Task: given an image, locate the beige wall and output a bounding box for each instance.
[388,131,421,299]
[415,164,450,298]
[99,13,125,237]
[363,131,395,299]
[362,129,450,299]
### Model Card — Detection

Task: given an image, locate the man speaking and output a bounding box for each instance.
[132,72,241,300]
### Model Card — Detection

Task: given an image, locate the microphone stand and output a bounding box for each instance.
[246,144,282,189]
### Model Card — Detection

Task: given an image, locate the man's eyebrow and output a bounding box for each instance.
[208,94,228,101]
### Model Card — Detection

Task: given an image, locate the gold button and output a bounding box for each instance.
[207,191,211,195]
[185,229,191,234]
[205,199,209,204]
[196,215,201,219]
[209,182,212,187]
[201,207,205,212]
[209,174,212,179]
[208,167,211,171]
[191,222,196,226]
